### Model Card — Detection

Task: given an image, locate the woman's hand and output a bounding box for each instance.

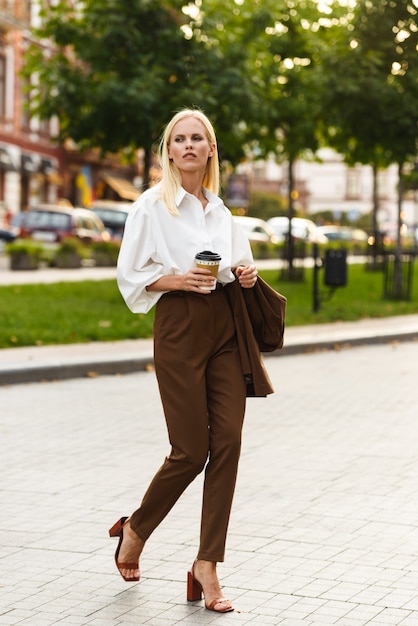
[180,268,216,292]
[235,264,258,288]
[146,268,215,293]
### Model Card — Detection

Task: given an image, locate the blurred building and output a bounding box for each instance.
[0,0,62,214]
[249,150,417,228]
[0,0,140,216]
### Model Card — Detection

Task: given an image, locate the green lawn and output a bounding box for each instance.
[1,263,417,349]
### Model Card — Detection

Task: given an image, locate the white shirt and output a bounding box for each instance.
[117,184,254,313]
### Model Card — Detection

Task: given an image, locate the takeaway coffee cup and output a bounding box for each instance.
[195,250,222,290]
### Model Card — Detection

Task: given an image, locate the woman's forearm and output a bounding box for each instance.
[146,275,184,292]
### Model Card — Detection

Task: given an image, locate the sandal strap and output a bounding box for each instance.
[206,598,233,611]
[116,561,139,570]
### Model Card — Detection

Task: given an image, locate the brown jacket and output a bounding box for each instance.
[225,279,277,397]
[241,276,286,352]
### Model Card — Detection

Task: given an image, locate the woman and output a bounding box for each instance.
[112,108,258,613]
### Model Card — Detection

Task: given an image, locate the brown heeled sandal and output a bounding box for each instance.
[187,561,234,613]
[109,516,140,582]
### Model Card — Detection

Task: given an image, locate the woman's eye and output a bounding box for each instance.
[173,135,203,142]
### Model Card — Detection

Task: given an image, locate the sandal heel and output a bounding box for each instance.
[109,516,127,538]
[187,568,203,601]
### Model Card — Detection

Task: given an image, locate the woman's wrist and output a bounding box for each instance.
[146,274,183,293]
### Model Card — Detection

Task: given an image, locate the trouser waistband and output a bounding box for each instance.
[162,282,224,298]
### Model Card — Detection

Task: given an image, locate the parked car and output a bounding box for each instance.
[89,200,133,239]
[0,225,18,252]
[233,216,280,245]
[14,205,111,244]
[267,216,328,244]
[316,225,369,243]
[0,227,18,243]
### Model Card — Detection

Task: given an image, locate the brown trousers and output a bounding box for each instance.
[129,287,246,562]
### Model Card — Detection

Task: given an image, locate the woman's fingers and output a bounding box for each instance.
[237,264,257,288]
[183,268,215,292]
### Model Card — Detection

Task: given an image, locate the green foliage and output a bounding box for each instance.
[23,0,257,173]
[6,240,44,258]
[21,0,418,198]
[1,264,418,348]
[53,238,89,268]
[264,263,418,325]
[238,0,325,163]
[249,242,281,260]
[316,0,418,256]
[247,191,287,221]
[402,169,418,191]
[90,240,121,266]
[55,237,87,254]
[320,0,418,169]
[6,240,44,270]
[23,0,198,161]
[0,280,154,348]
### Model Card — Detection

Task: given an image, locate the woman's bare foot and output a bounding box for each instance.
[193,559,233,612]
[118,519,144,580]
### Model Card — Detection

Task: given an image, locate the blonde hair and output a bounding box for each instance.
[158,108,220,215]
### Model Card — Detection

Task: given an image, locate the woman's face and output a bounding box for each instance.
[167,117,215,177]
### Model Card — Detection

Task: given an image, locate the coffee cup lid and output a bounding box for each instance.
[195,250,222,262]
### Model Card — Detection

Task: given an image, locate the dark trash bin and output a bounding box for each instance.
[324,249,347,287]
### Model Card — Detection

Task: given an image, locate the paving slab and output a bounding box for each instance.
[1,342,418,624]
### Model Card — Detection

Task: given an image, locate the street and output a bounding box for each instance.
[1,342,418,625]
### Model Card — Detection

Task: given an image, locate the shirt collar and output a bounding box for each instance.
[175,186,225,211]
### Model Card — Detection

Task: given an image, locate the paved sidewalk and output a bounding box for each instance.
[0,261,118,285]
[2,342,418,625]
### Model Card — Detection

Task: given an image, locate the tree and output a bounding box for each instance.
[169,0,258,167]
[24,0,200,186]
[237,0,328,278]
[320,0,418,286]
[23,0,257,187]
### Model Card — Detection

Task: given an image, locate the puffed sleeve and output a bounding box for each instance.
[117,202,167,314]
[230,215,254,269]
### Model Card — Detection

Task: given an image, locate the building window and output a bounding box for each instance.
[0,54,5,118]
[21,79,31,128]
[377,170,389,200]
[20,78,51,136]
[24,1,32,22]
[346,169,361,200]
[0,170,5,202]
[38,117,51,137]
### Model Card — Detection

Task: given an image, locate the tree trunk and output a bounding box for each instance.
[393,162,404,298]
[142,145,153,190]
[371,162,379,266]
[286,159,295,278]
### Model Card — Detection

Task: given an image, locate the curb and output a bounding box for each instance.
[2,330,417,386]
[0,355,155,386]
[274,329,418,356]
